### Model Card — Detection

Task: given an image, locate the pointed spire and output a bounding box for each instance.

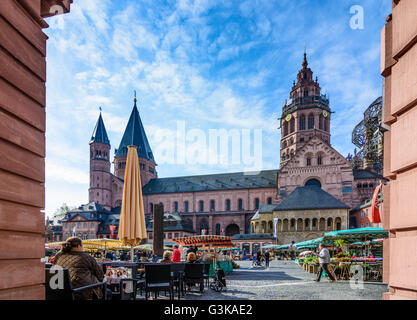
[302,52,308,69]
[115,96,155,162]
[90,109,110,145]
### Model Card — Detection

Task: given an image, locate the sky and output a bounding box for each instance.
[43,0,392,217]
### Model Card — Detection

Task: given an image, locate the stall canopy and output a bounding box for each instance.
[262,244,281,250]
[323,227,388,242]
[173,235,235,247]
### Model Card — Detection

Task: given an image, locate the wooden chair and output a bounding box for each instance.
[45,268,106,300]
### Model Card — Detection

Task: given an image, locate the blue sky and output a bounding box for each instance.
[44,0,391,216]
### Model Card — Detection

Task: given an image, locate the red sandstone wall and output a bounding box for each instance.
[0,0,71,300]
[382,0,417,300]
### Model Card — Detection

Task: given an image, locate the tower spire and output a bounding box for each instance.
[90,110,110,145]
[302,51,308,69]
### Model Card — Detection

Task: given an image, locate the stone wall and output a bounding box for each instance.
[381,0,417,300]
[0,0,72,300]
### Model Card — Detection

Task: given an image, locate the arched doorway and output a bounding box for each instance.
[305,178,321,187]
[199,218,209,235]
[225,224,240,236]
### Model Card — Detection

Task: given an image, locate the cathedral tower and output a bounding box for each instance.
[89,111,112,210]
[114,97,157,186]
[280,53,332,167]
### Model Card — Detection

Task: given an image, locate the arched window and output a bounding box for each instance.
[324,118,329,131]
[225,199,231,211]
[267,197,272,205]
[238,199,243,210]
[174,201,178,212]
[210,200,215,211]
[254,198,260,209]
[308,114,314,129]
[215,224,221,235]
[306,157,311,166]
[184,201,189,212]
[317,155,322,165]
[319,115,324,130]
[299,115,306,131]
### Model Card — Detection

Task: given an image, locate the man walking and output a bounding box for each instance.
[314,243,335,282]
[264,250,270,269]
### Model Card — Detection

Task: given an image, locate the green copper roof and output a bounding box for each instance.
[274,186,350,211]
[115,102,155,161]
[90,113,110,145]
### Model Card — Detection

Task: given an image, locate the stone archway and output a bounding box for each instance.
[225,224,240,236]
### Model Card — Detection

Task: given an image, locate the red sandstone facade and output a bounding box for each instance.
[381,0,417,300]
[0,0,72,300]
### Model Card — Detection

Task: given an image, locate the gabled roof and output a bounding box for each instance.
[90,113,110,145]
[115,101,155,162]
[280,135,348,171]
[273,186,349,211]
[142,170,278,194]
[353,169,385,180]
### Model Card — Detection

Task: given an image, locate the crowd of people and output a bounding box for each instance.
[49,237,218,300]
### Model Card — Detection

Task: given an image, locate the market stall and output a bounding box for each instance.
[173,235,236,276]
[294,228,388,281]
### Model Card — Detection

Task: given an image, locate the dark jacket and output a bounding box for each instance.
[53,251,104,300]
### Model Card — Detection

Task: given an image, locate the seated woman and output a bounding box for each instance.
[53,237,105,300]
[158,251,173,263]
[186,252,199,263]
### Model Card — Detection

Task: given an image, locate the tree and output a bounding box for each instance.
[53,203,74,218]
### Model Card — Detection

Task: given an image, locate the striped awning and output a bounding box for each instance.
[173,235,234,246]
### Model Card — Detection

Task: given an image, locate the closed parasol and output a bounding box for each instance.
[117,145,147,261]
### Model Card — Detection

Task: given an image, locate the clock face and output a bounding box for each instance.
[323,110,328,118]
[285,114,292,122]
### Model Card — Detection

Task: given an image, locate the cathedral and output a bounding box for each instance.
[53,54,384,247]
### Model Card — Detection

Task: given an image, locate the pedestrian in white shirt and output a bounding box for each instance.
[314,243,335,282]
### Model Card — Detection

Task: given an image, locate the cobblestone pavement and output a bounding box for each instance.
[182,260,387,300]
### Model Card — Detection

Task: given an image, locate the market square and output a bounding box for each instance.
[0,0,417,302]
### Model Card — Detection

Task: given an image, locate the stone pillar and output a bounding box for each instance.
[192,215,197,234]
[240,214,245,234]
[208,215,213,235]
[152,203,164,257]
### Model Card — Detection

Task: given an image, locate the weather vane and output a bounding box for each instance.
[99,106,102,112]
[304,42,307,54]
[134,90,137,103]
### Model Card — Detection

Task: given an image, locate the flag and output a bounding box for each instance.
[273,218,278,239]
[370,184,382,223]
[72,226,76,237]
[109,225,116,239]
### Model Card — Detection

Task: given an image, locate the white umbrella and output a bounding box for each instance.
[299,250,313,257]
